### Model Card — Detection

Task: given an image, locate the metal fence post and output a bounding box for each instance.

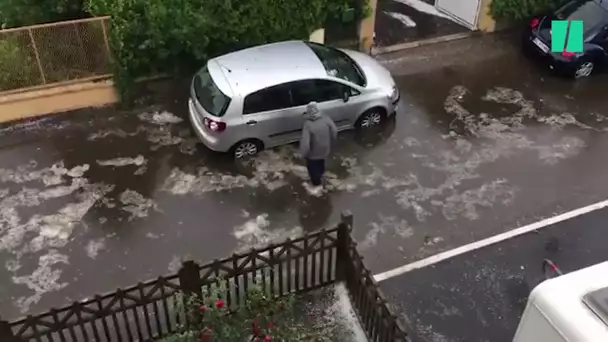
[100,18,112,61]
[340,211,354,231]
[178,260,201,298]
[0,317,18,342]
[178,260,203,329]
[336,211,354,282]
[27,27,46,84]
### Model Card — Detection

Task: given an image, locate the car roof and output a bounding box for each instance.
[210,41,327,97]
[597,0,608,11]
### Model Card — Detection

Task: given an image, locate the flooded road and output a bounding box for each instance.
[1,34,608,320]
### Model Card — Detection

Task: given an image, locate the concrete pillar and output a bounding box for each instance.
[477,0,497,32]
[309,28,326,44]
[358,0,378,53]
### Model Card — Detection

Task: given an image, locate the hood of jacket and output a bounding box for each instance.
[305,102,322,121]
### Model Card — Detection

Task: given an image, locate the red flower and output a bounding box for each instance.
[199,305,206,312]
[215,300,225,308]
[252,321,260,336]
[264,336,271,341]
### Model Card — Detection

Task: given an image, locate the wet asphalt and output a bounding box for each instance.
[2,33,608,322]
[382,206,608,342]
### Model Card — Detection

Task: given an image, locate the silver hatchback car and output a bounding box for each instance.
[188,40,399,159]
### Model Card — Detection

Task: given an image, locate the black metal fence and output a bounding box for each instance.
[0,212,408,342]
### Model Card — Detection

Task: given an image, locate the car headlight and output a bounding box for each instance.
[390,86,399,101]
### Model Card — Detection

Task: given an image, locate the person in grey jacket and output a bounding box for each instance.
[299,102,338,189]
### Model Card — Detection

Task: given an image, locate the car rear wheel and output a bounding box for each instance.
[355,108,385,129]
[231,139,262,159]
[574,60,594,79]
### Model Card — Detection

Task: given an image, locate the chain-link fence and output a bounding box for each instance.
[0,17,112,93]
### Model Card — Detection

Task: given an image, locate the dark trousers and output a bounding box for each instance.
[306,158,325,186]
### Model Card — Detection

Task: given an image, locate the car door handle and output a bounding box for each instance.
[246,120,257,125]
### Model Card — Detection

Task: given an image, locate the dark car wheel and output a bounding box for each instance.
[574,60,594,79]
[355,108,386,129]
[231,139,263,159]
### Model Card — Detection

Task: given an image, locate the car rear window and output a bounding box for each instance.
[555,0,606,34]
[193,66,231,117]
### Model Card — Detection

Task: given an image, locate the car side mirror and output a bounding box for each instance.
[342,91,350,102]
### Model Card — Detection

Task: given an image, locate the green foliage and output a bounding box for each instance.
[490,0,568,21]
[86,0,356,101]
[0,38,40,90]
[0,0,88,28]
[161,280,331,342]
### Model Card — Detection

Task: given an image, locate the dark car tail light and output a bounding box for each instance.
[561,51,576,60]
[529,18,540,29]
[203,117,226,132]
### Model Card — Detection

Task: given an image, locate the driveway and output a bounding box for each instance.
[1,33,608,321]
[375,0,467,47]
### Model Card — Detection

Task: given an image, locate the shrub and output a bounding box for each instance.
[0,37,40,91]
[0,0,88,28]
[162,280,331,342]
[490,0,568,21]
[86,0,361,101]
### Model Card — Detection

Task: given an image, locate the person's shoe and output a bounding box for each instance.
[303,182,324,197]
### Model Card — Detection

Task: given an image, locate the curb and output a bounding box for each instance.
[372,31,478,55]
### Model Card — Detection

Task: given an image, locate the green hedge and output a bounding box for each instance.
[490,0,568,21]
[87,0,360,101]
[0,0,88,28]
[0,38,40,91]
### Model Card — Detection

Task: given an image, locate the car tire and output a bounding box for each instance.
[231,139,263,159]
[574,59,594,79]
[355,108,386,129]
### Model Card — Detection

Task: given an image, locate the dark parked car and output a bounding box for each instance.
[522,0,608,78]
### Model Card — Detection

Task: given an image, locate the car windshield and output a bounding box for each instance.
[305,42,366,87]
[193,65,231,117]
[555,0,606,34]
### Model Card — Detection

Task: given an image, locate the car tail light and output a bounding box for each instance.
[561,51,576,60]
[203,117,226,132]
[529,18,540,29]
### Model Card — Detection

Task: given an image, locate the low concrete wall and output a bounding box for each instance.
[0,79,118,124]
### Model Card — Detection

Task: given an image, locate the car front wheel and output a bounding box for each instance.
[574,60,594,79]
[355,108,385,129]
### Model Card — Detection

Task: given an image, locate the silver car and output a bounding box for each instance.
[188,40,399,159]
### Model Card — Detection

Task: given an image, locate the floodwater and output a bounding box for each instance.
[1,34,608,321]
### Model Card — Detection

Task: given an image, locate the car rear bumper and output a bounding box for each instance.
[188,99,230,152]
[522,31,577,76]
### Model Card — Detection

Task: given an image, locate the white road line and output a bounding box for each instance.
[373,199,608,282]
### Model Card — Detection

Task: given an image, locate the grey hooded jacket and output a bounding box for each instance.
[299,102,338,160]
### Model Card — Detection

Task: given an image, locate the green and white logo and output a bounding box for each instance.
[551,20,584,53]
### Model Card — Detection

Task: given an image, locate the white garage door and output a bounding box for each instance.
[436,0,482,30]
